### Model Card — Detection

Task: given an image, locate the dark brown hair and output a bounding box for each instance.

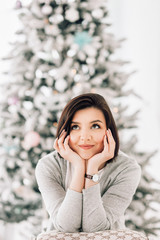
[56,93,119,158]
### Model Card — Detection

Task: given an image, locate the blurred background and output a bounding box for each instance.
[107,0,160,180]
[0,0,160,239]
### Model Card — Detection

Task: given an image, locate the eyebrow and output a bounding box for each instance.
[71,120,103,124]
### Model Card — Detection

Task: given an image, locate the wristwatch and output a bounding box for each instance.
[85,173,100,183]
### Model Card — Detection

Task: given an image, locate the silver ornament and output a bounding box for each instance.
[92,9,104,19]
[41,4,53,15]
[55,79,68,92]
[65,8,79,22]
[49,14,64,24]
[45,25,60,36]
[83,45,97,57]
[23,101,33,110]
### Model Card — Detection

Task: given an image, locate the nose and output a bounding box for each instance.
[80,130,91,141]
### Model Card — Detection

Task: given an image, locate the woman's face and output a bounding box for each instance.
[69,107,107,160]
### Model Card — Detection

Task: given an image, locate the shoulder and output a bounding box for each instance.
[35,150,66,178]
[105,150,141,181]
[113,150,141,169]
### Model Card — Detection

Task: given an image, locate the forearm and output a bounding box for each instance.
[84,161,98,189]
[69,163,85,192]
[55,163,85,232]
[82,184,107,232]
[55,188,83,232]
[83,162,107,231]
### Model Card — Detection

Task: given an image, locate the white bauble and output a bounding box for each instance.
[65,8,79,22]
[45,25,60,36]
[49,14,63,24]
[41,4,52,15]
[72,83,83,95]
[83,45,97,57]
[55,79,68,92]
[92,9,104,19]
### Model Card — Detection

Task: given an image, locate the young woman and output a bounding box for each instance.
[35,93,141,233]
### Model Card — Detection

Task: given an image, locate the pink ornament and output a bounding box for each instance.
[15,0,22,9]
[8,96,19,105]
[23,131,40,149]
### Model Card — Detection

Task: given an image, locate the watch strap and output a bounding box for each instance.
[85,173,93,180]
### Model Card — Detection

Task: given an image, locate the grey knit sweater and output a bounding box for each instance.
[35,150,141,233]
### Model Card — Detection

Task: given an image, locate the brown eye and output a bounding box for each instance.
[92,124,100,129]
[71,124,79,130]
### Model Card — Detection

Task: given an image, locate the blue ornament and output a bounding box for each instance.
[4,145,19,154]
[74,31,92,49]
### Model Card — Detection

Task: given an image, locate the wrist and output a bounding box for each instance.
[73,161,85,172]
[86,162,98,174]
[85,173,100,183]
[86,167,98,175]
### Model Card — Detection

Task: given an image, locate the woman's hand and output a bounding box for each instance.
[54,130,85,169]
[54,130,85,192]
[86,129,116,172]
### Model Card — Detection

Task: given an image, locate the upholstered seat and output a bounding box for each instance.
[36,229,148,240]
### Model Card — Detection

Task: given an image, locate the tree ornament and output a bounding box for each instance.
[41,4,52,15]
[8,96,19,105]
[4,145,19,156]
[23,101,33,110]
[74,31,92,49]
[22,131,40,150]
[15,0,22,9]
[55,79,68,92]
[92,8,104,19]
[49,14,64,24]
[45,24,59,36]
[65,8,79,22]
[72,83,83,95]
[83,44,97,57]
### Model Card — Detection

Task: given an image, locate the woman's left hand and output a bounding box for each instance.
[86,129,116,172]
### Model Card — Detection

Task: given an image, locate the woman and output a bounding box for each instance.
[35,93,141,233]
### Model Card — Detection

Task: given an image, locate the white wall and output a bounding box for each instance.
[0,1,19,77]
[108,0,160,180]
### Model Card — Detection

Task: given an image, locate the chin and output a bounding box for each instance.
[78,152,94,160]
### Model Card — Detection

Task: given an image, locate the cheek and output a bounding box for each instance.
[95,133,105,144]
[69,133,77,142]
[69,133,79,152]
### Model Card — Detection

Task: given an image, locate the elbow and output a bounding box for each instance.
[54,224,79,233]
[83,219,109,233]
[53,217,80,233]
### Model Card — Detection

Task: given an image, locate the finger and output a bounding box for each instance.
[64,135,70,150]
[53,138,60,152]
[58,129,65,138]
[103,133,108,152]
[58,131,67,151]
[107,129,115,154]
[106,129,112,150]
[108,129,115,145]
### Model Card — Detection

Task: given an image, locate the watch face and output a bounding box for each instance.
[92,174,99,182]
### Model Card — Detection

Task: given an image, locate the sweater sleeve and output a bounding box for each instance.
[35,158,82,232]
[82,162,141,232]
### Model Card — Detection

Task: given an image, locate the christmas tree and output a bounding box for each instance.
[0,0,160,238]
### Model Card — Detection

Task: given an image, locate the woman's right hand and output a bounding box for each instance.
[54,130,84,169]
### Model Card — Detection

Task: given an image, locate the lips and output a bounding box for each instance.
[79,145,94,150]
